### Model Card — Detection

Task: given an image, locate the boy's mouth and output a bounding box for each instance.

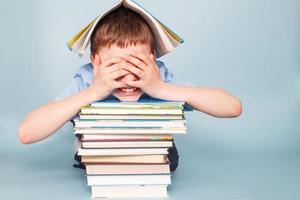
[119,87,138,93]
[118,87,141,96]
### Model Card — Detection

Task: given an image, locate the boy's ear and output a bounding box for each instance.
[90,54,101,66]
[149,53,155,60]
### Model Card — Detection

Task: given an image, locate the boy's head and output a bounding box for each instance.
[90,7,155,102]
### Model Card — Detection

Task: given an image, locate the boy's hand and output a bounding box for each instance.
[90,55,130,100]
[121,53,165,98]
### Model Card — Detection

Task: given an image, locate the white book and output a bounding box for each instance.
[80,107,183,115]
[90,100,184,108]
[81,141,173,148]
[77,147,169,156]
[67,0,183,58]
[91,185,168,198]
[74,119,186,128]
[74,127,187,134]
[87,174,171,186]
[79,114,183,120]
[86,164,170,175]
[82,154,167,164]
[80,134,173,141]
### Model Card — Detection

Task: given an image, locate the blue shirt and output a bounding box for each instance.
[54,60,188,121]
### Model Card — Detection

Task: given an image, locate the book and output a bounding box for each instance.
[79,114,183,120]
[91,185,168,198]
[67,0,183,58]
[80,134,173,141]
[80,107,183,115]
[87,174,171,186]
[77,147,169,156]
[74,119,186,128]
[86,163,170,175]
[74,127,187,134]
[90,99,193,111]
[82,154,167,164]
[81,141,173,148]
[90,100,184,109]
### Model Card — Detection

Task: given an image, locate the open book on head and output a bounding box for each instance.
[67,0,184,58]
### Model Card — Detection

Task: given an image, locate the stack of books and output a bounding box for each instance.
[73,99,189,198]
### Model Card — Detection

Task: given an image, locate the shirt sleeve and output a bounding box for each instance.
[156,60,196,87]
[54,70,85,122]
[54,74,84,101]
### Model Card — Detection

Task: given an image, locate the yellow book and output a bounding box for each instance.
[67,0,184,57]
[67,17,97,50]
[82,154,168,163]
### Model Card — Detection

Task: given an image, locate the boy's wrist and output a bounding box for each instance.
[84,86,106,103]
[152,82,189,102]
[151,81,168,99]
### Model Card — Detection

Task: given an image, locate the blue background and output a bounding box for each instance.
[1,0,299,199]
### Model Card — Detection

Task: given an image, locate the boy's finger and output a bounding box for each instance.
[131,53,152,66]
[106,63,127,74]
[109,69,131,80]
[101,57,125,68]
[122,55,147,71]
[123,63,144,79]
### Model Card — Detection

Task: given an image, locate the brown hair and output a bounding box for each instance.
[90,7,154,55]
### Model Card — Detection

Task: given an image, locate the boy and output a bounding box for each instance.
[18,7,242,171]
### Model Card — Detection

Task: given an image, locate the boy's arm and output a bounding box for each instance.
[153,83,242,118]
[19,56,129,144]
[122,53,242,118]
[18,87,99,144]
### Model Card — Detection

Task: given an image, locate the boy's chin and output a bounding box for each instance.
[112,88,144,102]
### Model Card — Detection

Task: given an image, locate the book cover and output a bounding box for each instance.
[74,127,187,134]
[86,163,170,175]
[67,0,183,57]
[91,185,168,198]
[77,147,169,156]
[87,174,171,186]
[81,141,173,148]
[80,134,173,141]
[82,154,168,164]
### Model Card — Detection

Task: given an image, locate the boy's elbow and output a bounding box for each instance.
[230,98,242,117]
[18,124,33,144]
